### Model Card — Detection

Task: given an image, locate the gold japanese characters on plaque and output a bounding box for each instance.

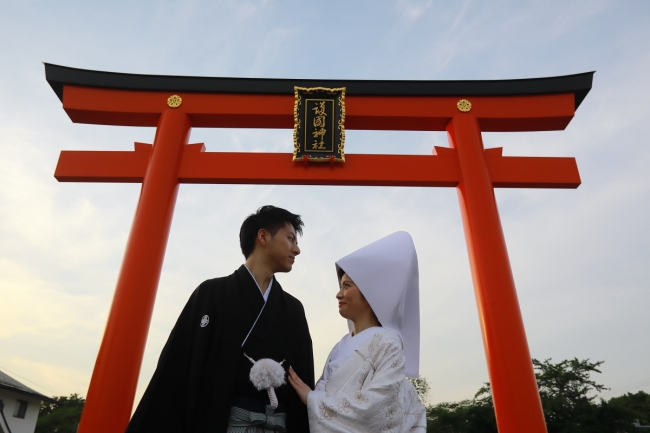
[293,86,346,162]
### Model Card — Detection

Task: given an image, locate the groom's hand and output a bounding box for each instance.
[288,366,311,405]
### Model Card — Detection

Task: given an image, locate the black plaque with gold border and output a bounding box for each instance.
[293,87,345,162]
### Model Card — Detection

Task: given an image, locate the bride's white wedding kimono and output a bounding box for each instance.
[306,327,426,433]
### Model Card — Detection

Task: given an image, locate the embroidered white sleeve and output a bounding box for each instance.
[307,334,426,433]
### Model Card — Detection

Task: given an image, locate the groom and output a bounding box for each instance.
[126,205,314,432]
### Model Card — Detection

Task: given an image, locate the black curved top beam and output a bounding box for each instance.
[44,63,594,109]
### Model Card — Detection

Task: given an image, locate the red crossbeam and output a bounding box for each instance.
[54,144,580,188]
[62,85,575,132]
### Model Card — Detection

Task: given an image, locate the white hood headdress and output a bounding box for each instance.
[335,231,420,378]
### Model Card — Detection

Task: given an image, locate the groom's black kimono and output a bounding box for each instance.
[126,265,314,432]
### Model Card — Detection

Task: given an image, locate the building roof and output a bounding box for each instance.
[44,63,594,110]
[0,369,55,403]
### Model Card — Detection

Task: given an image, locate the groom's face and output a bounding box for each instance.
[265,223,301,273]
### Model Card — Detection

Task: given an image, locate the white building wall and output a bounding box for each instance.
[0,388,41,433]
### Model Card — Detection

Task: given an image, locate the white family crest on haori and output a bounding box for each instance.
[244,353,286,409]
[200,315,209,327]
[335,231,420,377]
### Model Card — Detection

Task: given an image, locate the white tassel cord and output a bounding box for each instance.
[244,353,286,409]
[267,387,279,409]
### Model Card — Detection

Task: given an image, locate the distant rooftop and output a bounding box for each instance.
[0,369,55,403]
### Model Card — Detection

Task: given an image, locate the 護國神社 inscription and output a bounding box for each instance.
[293,86,345,162]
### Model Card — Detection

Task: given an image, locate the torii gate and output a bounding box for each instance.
[44,64,593,433]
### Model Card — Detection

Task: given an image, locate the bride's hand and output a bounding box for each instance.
[288,366,311,405]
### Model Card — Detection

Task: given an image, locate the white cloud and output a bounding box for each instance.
[396,0,434,22]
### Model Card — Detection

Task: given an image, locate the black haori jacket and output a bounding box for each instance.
[126,266,314,432]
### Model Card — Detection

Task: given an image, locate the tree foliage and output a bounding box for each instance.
[426,358,642,433]
[409,376,431,403]
[609,391,650,426]
[36,394,85,433]
[533,358,638,433]
[426,383,496,433]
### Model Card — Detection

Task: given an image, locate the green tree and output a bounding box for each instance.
[609,390,650,425]
[426,383,496,433]
[426,358,640,433]
[533,358,637,433]
[36,394,85,433]
[409,376,431,403]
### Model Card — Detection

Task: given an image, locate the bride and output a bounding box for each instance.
[288,231,426,432]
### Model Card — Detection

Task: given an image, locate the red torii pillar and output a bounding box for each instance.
[45,64,593,433]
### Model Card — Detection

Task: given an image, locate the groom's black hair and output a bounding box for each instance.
[239,205,304,258]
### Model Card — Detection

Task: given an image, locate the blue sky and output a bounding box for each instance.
[1,0,649,407]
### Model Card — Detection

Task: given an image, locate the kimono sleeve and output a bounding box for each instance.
[314,341,341,392]
[126,284,211,433]
[306,336,426,433]
[285,297,315,433]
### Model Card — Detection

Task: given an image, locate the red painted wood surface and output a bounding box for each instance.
[55,147,580,188]
[61,84,575,131]
[448,114,547,433]
[76,111,190,433]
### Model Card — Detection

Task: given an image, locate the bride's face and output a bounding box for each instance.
[336,273,373,321]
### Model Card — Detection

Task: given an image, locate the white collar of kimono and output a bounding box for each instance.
[335,231,420,378]
[240,265,273,347]
[244,264,273,302]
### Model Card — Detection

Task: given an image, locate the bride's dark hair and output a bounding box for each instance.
[337,268,383,326]
[336,266,346,282]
